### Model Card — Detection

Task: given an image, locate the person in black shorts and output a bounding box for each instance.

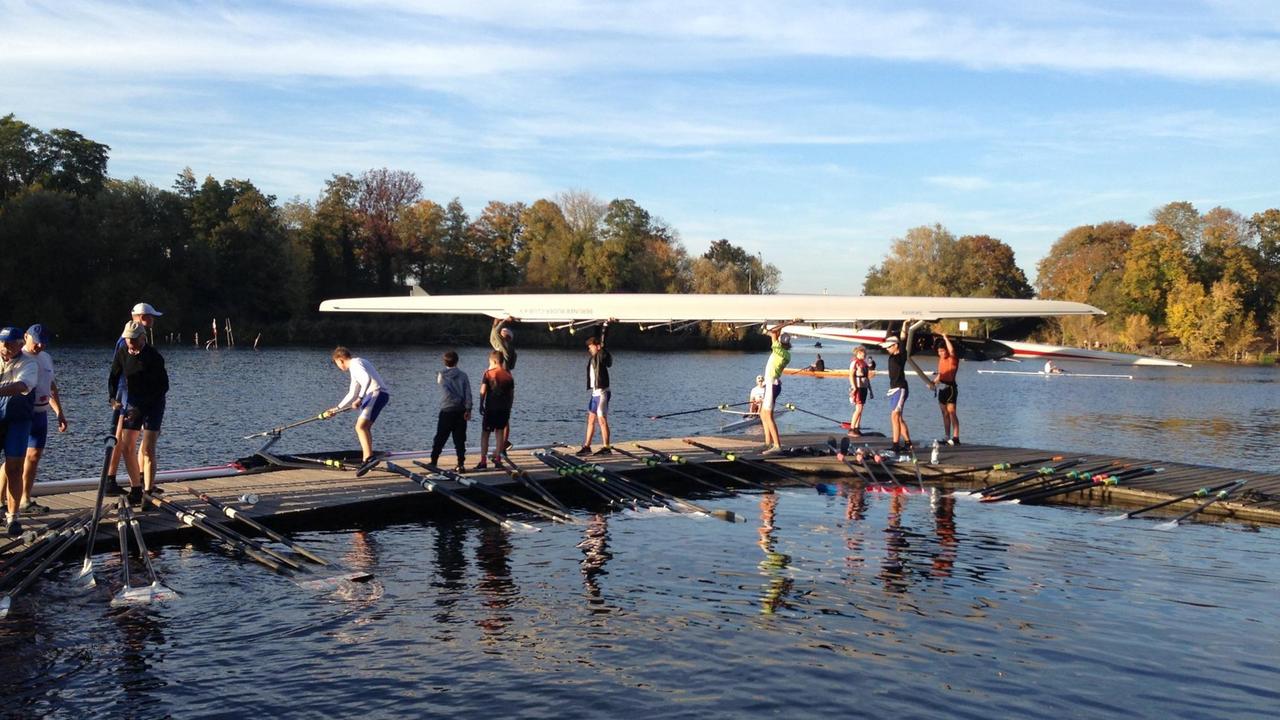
[108,321,169,507]
[475,351,514,470]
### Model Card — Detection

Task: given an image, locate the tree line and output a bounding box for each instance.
[0,114,779,346]
[863,208,1280,361]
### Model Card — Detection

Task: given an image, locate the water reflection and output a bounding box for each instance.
[930,491,957,579]
[757,493,794,614]
[474,524,515,639]
[576,513,614,616]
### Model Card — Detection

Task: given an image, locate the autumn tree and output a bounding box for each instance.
[865,225,1031,299]
[468,200,526,289]
[356,168,422,293]
[1119,224,1191,324]
[519,199,581,290]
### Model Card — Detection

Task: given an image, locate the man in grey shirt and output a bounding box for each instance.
[429,350,472,471]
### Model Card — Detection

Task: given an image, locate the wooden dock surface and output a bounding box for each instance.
[9,432,1280,554]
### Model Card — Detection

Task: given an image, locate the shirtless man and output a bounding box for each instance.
[930,333,960,445]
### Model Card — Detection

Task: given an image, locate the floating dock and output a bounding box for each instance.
[10,433,1280,554]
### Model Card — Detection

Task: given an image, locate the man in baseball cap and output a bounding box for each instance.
[108,304,162,493]
[0,326,38,535]
[18,325,67,516]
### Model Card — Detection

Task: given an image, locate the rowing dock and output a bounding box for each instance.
[11,433,1280,554]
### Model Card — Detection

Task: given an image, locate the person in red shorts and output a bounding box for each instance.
[475,350,514,470]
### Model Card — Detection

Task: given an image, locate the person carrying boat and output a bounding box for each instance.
[325,346,390,464]
[1,326,38,536]
[760,325,791,455]
[108,302,162,494]
[428,350,471,471]
[748,375,767,415]
[847,345,875,436]
[490,317,517,370]
[489,316,517,447]
[19,324,67,516]
[930,332,960,445]
[108,321,170,508]
[883,334,914,456]
[474,350,514,470]
[576,321,613,456]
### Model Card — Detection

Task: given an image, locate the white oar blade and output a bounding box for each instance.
[1154,520,1179,531]
[111,583,179,607]
[0,595,10,618]
[76,560,97,586]
[1097,514,1130,523]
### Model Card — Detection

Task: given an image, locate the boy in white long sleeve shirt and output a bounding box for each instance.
[325,346,390,463]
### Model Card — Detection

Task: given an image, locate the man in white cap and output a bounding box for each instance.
[0,326,38,536]
[108,302,162,492]
[19,324,67,515]
[109,319,169,507]
[747,375,766,415]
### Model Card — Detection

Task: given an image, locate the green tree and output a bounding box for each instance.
[865,225,1030,299]
[468,200,526,289]
[398,198,446,290]
[519,199,581,290]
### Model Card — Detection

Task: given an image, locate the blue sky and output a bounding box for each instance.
[4,0,1279,293]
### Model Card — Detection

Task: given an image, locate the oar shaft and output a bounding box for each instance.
[411,462,576,524]
[635,445,771,490]
[1124,480,1241,518]
[611,446,737,495]
[79,435,119,572]
[1171,481,1246,524]
[650,402,748,420]
[386,462,534,530]
[148,495,288,573]
[190,489,332,566]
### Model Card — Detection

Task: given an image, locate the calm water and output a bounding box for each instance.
[3,344,1278,718]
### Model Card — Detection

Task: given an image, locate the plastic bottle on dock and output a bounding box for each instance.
[930,439,940,465]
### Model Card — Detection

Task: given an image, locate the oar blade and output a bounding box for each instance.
[0,595,10,619]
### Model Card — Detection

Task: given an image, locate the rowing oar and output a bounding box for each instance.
[635,444,772,491]
[549,450,742,523]
[783,403,852,429]
[969,458,1085,497]
[383,461,540,533]
[1000,467,1162,505]
[0,513,94,618]
[980,463,1132,503]
[0,512,93,594]
[77,434,119,586]
[826,437,873,482]
[242,406,353,440]
[111,497,179,606]
[145,493,291,574]
[610,446,739,496]
[681,439,809,484]
[495,453,573,514]
[188,489,334,565]
[1101,480,1247,523]
[1155,480,1247,530]
[925,455,1066,482]
[0,511,88,580]
[256,450,354,473]
[650,401,748,420]
[534,450,647,509]
[854,444,908,489]
[978,460,1123,502]
[411,462,579,525]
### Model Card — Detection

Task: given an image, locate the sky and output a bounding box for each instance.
[4,0,1280,293]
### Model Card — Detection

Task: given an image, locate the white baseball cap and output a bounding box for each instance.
[882,336,899,348]
[131,302,164,317]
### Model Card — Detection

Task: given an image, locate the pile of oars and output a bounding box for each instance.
[534,449,743,522]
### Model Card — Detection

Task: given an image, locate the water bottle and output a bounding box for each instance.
[239,493,259,506]
[930,439,940,465]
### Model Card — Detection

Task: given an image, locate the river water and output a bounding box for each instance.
[2,344,1277,718]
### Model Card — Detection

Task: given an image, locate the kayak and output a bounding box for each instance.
[977,369,1134,380]
[783,368,847,378]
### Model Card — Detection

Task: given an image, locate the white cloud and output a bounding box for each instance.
[925,175,993,191]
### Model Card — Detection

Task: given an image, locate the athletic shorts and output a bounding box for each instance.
[27,412,49,449]
[761,380,781,411]
[1,418,32,458]
[359,391,390,422]
[588,389,611,418]
[121,401,165,432]
[849,386,868,406]
[482,408,511,432]
[937,382,958,405]
[887,386,908,413]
